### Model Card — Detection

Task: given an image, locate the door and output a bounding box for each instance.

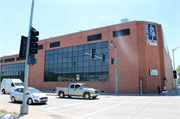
[69,84,75,96]
[69,84,83,96]
[16,88,24,101]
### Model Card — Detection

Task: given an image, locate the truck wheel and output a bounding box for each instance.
[2,89,6,94]
[92,96,97,99]
[84,93,90,99]
[59,92,65,98]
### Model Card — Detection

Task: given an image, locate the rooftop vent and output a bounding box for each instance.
[121,18,129,23]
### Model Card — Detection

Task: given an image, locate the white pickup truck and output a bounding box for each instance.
[56,83,100,99]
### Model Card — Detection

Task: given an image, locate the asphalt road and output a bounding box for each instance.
[0,92,180,119]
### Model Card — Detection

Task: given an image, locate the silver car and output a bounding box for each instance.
[10,87,48,105]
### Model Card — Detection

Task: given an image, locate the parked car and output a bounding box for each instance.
[10,87,48,105]
[56,83,100,99]
[1,79,23,94]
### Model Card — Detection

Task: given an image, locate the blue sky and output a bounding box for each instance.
[0,0,179,69]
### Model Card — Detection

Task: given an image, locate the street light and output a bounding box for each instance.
[111,40,118,94]
[172,46,180,94]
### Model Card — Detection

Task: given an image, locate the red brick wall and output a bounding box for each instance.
[0,21,173,94]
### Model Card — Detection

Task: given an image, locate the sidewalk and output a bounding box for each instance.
[0,103,66,119]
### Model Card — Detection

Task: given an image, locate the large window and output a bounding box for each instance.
[113,28,130,37]
[0,63,25,81]
[44,41,109,82]
[4,58,15,63]
[87,33,102,42]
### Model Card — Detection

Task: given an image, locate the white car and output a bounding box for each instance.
[10,87,48,105]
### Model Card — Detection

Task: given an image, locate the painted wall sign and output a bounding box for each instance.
[146,24,157,46]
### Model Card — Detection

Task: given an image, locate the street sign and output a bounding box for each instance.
[114,61,117,64]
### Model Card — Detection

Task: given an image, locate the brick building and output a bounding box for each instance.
[0,21,174,94]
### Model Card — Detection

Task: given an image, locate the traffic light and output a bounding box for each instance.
[29,27,39,55]
[102,54,106,61]
[111,57,114,65]
[19,36,28,58]
[92,47,96,59]
[173,70,177,79]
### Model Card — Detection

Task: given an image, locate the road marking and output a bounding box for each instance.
[45,96,124,111]
[44,101,88,110]
[77,97,138,118]
[56,96,127,113]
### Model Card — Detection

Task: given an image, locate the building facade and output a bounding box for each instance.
[0,21,174,94]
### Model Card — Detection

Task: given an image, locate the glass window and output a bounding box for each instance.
[50,50,53,55]
[90,67,95,72]
[73,52,77,57]
[59,49,62,53]
[78,45,83,51]
[63,53,68,58]
[102,41,108,48]
[96,42,101,48]
[44,41,109,82]
[54,49,58,54]
[73,46,78,51]
[68,52,72,57]
[84,61,89,67]
[54,54,58,59]
[58,54,62,58]
[78,56,83,62]
[84,44,89,50]
[63,48,68,52]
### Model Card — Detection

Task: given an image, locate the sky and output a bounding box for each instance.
[0,0,179,69]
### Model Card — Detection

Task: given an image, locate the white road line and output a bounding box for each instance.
[56,97,123,113]
[44,101,88,110]
[44,97,109,110]
[77,97,139,118]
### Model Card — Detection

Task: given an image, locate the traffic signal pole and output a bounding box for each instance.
[20,0,35,114]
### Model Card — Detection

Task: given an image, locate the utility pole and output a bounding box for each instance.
[20,0,35,114]
[111,40,118,94]
[172,46,180,94]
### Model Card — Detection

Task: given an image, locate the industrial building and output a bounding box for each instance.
[0,20,173,94]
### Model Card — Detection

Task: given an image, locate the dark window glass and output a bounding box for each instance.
[4,58,15,63]
[102,41,108,48]
[113,28,130,37]
[78,45,83,51]
[38,45,43,50]
[46,51,50,55]
[84,44,89,50]
[44,41,109,82]
[73,46,78,51]
[16,57,25,61]
[1,63,25,81]
[0,59,3,63]
[50,50,53,55]
[50,41,60,48]
[63,53,68,58]
[70,84,75,89]
[63,48,68,53]
[58,54,62,58]
[87,33,102,42]
[54,49,58,54]
[68,52,72,57]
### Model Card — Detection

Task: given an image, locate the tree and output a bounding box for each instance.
[176,65,180,79]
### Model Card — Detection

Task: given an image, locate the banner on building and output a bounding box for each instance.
[146,24,157,46]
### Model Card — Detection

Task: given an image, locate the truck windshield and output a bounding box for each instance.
[82,84,89,88]
[14,83,23,86]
